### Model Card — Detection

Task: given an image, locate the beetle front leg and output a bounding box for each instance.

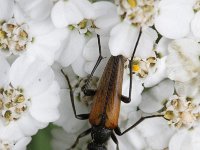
[61,69,89,120]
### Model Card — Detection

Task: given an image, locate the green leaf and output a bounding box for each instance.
[27,124,56,150]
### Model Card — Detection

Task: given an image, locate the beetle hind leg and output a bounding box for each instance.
[67,128,91,150]
[114,114,164,136]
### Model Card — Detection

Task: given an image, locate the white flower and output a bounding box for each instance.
[15,0,53,21]
[169,127,200,150]
[82,35,144,106]
[139,79,175,113]
[0,55,60,141]
[115,0,159,27]
[92,1,120,35]
[136,117,174,150]
[83,35,111,77]
[166,38,200,82]
[139,75,200,150]
[108,0,162,57]
[51,0,95,68]
[53,65,98,132]
[51,0,118,68]
[109,22,160,59]
[114,28,168,87]
[0,137,31,150]
[155,0,198,39]
[0,0,65,65]
[51,127,90,150]
[109,21,140,58]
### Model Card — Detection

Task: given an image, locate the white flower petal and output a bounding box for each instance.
[169,130,192,150]
[17,0,53,21]
[72,0,95,20]
[144,57,167,88]
[0,0,14,20]
[108,130,146,150]
[30,82,60,123]
[146,128,173,150]
[140,79,174,113]
[135,28,158,58]
[156,37,171,57]
[0,55,10,86]
[30,107,60,123]
[13,4,27,24]
[13,137,31,150]
[0,122,24,140]
[71,55,88,77]
[51,0,84,28]
[54,90,88,133]
[10,55,54,97]
[28,18,56,36]
[52,63,76,89]
[191,127,200,150]
[57,30,86,67]
[155,0,194,39]
[28,28,67,65]
[175,78,200,98]
[122,74,144,107]
[93,1,120,35]
[166,39,200,82]
[137,117,171,137]
[17,113,46,136]
[84,58,109,77]
[31,81,59,109]
[191,11,200,38]
[109,22,139,58]
[83,36,110,61]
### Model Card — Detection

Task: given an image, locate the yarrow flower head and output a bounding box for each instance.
[0,55,60,142]
[68,19,96,36]
[0,19,33,56]
[0,0,65,65]
[0,86,30,125]
[53,65,99,132]
[131,56,157,78]
[193,0,200,12]
[0,137,31,150]
[51,0,119,68]
[164,95,200,129]
[115,0,159,27]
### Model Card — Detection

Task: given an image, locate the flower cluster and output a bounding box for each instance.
[1,0,200,150]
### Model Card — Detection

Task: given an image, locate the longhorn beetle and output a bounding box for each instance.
[61,28,163,150]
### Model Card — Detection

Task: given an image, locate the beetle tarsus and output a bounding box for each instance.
[121,95,131,103]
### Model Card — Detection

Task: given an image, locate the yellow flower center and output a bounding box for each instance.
[127,0,137,8]
[68,19,96,36]
[132,64,140,72]
[0,30,6,39]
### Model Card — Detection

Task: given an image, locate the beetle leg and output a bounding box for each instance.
[61,69,89,120]
[122,29,142,103]
[111,132,119,150]
[67,128,91,150]
[120,95,131,103]
[114,114,164,136]
[81,34,103,94]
